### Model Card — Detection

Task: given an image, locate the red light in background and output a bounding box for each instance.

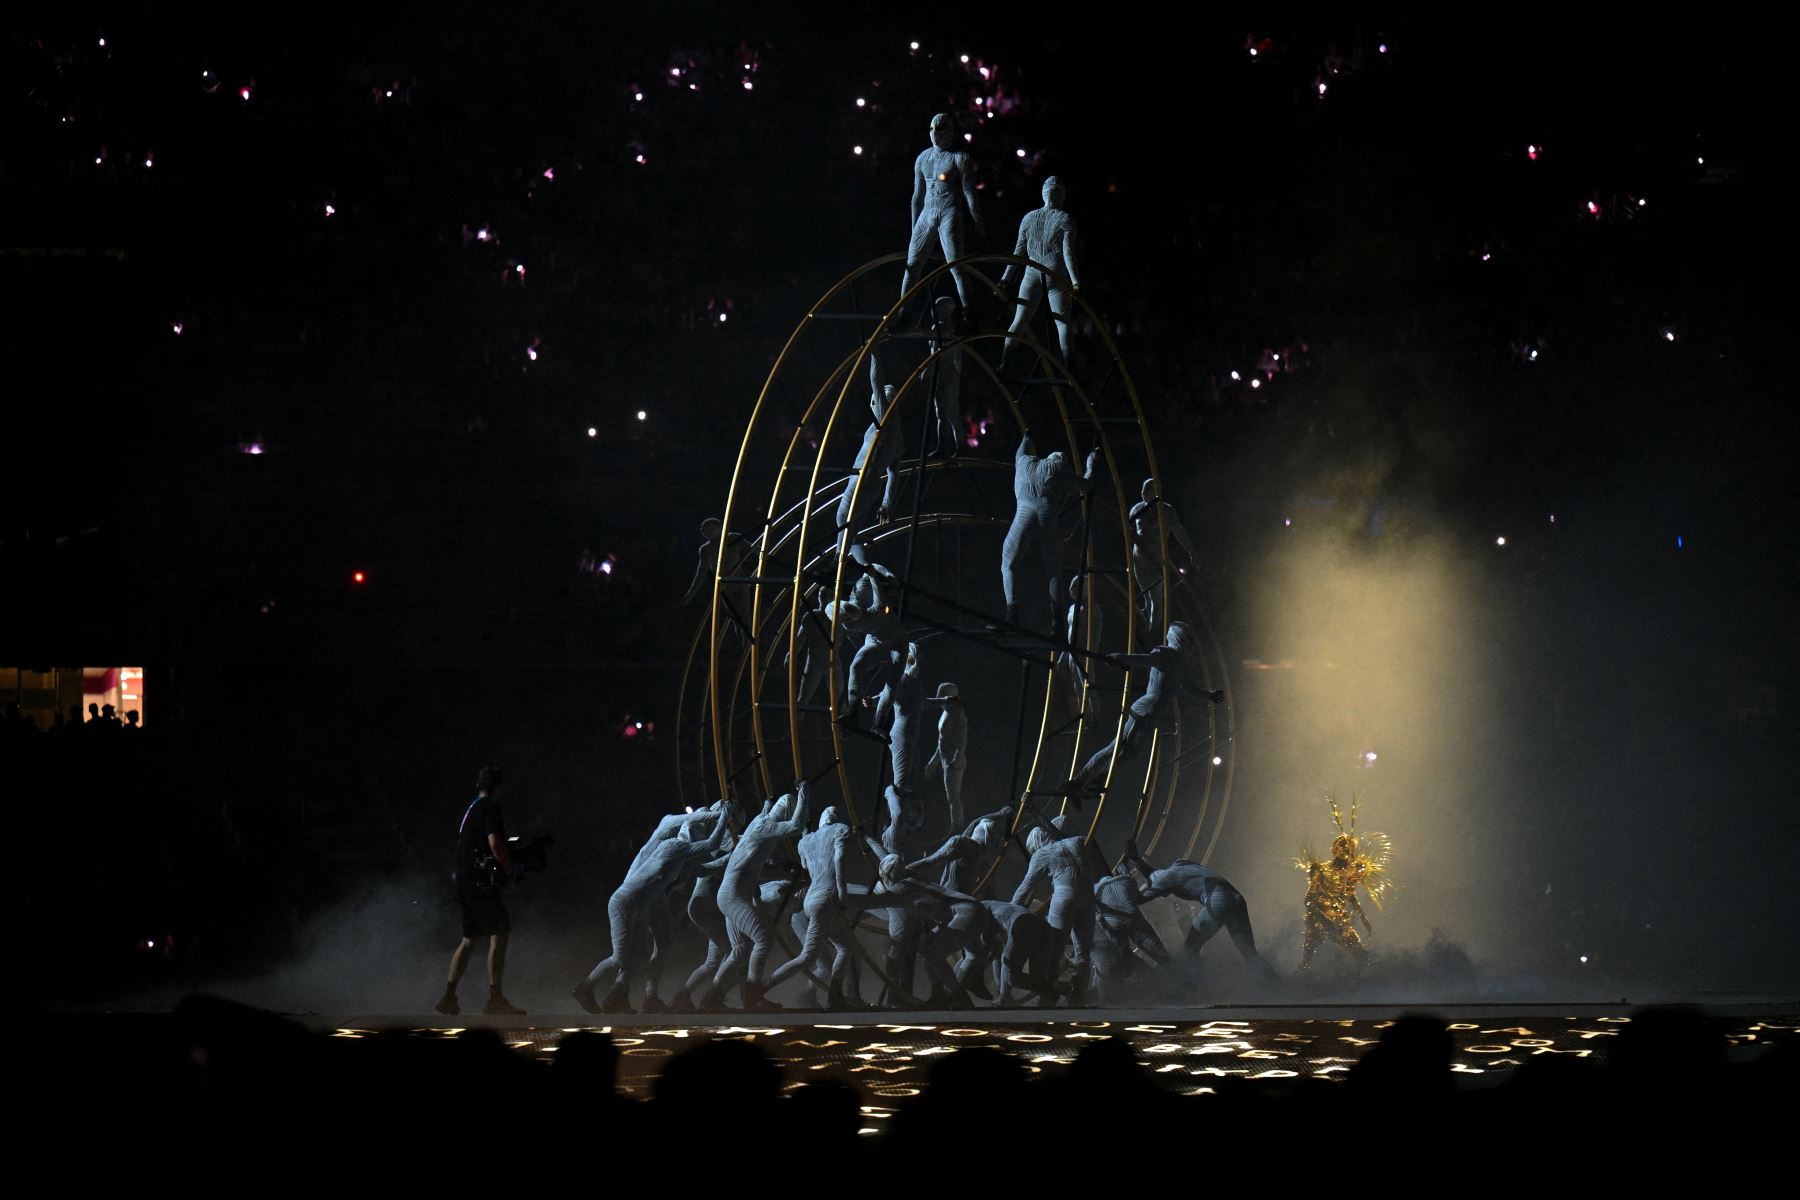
[352,571,366,584]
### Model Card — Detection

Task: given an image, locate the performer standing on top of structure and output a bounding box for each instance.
[1001,176,1082,369]
[901,113,983,320]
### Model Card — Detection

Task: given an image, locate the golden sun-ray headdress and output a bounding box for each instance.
[1297,790,1396,909]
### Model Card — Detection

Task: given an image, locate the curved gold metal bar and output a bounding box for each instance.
[706,251,1231,894]
[808,258,1029,830]
[711,252,908,800]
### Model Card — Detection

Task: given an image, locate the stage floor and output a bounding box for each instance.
[323,1003,1800,1107]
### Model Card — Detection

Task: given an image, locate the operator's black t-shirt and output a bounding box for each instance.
[454,794,507,885]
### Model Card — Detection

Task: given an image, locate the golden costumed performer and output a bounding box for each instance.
[1297,793,1394,969]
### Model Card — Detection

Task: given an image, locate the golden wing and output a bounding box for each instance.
[1355,830,1396,910]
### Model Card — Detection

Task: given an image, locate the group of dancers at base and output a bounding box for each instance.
[571,769,1279,1015]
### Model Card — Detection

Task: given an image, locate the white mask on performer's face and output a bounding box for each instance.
[820,806,841,828]
[1026,828,1049,854]
[972,818,995,847]
[930,113,955,150]
[1042,177,1065,208]
[1167,621,1195,654]
[771,794,794,822]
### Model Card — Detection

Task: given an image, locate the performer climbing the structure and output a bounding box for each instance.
[1066,621,1223,805]
[1128,478,1198,635]
[1001,436,1097,634]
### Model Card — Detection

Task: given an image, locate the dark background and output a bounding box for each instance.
[2,4,1792,1006]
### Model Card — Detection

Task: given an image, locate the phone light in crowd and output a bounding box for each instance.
[514,263,526,279]
[1587,200,1600,215]
[171,321,184,335]
[1528,348,1539,361]
[1249,378,1261,389]
[910,41,919,50]
[324,203,336,216]
[1580,955,1589,964]
[1364,751,1378,763]
[1495,536,1507,546]
[1212,756,1223,766]
[144,155,153,167]
[718,312,728,323]
[635,153,647,165]
[633,91,644,101]
[960,54,970,63]
[856,97,866,107]
[1230,370,1241,380]
[587,427,597,438]
[1283,517,1292,527]
[1676,535,1684,549]
[1379,42,1388,53]
[239,440,265,456]
[542,167,555,180]
[475,227,490,241]
[1527,144,1539,160]
[1638,198,1647,207]
[853,145,864,155]
[239,85,252,101]
[526,345,538,361]
[636,410,647,421]
[1697,157,1704,165]
[1317,82,1327,96]
[1016,148,1026,158]
[743,79,753,90]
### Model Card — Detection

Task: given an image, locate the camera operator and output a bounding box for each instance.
[435,766,526,1016]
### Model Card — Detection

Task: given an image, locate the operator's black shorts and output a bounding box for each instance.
[456,885,511,938]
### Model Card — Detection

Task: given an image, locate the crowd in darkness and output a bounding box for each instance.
[29,998,1792,1175]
